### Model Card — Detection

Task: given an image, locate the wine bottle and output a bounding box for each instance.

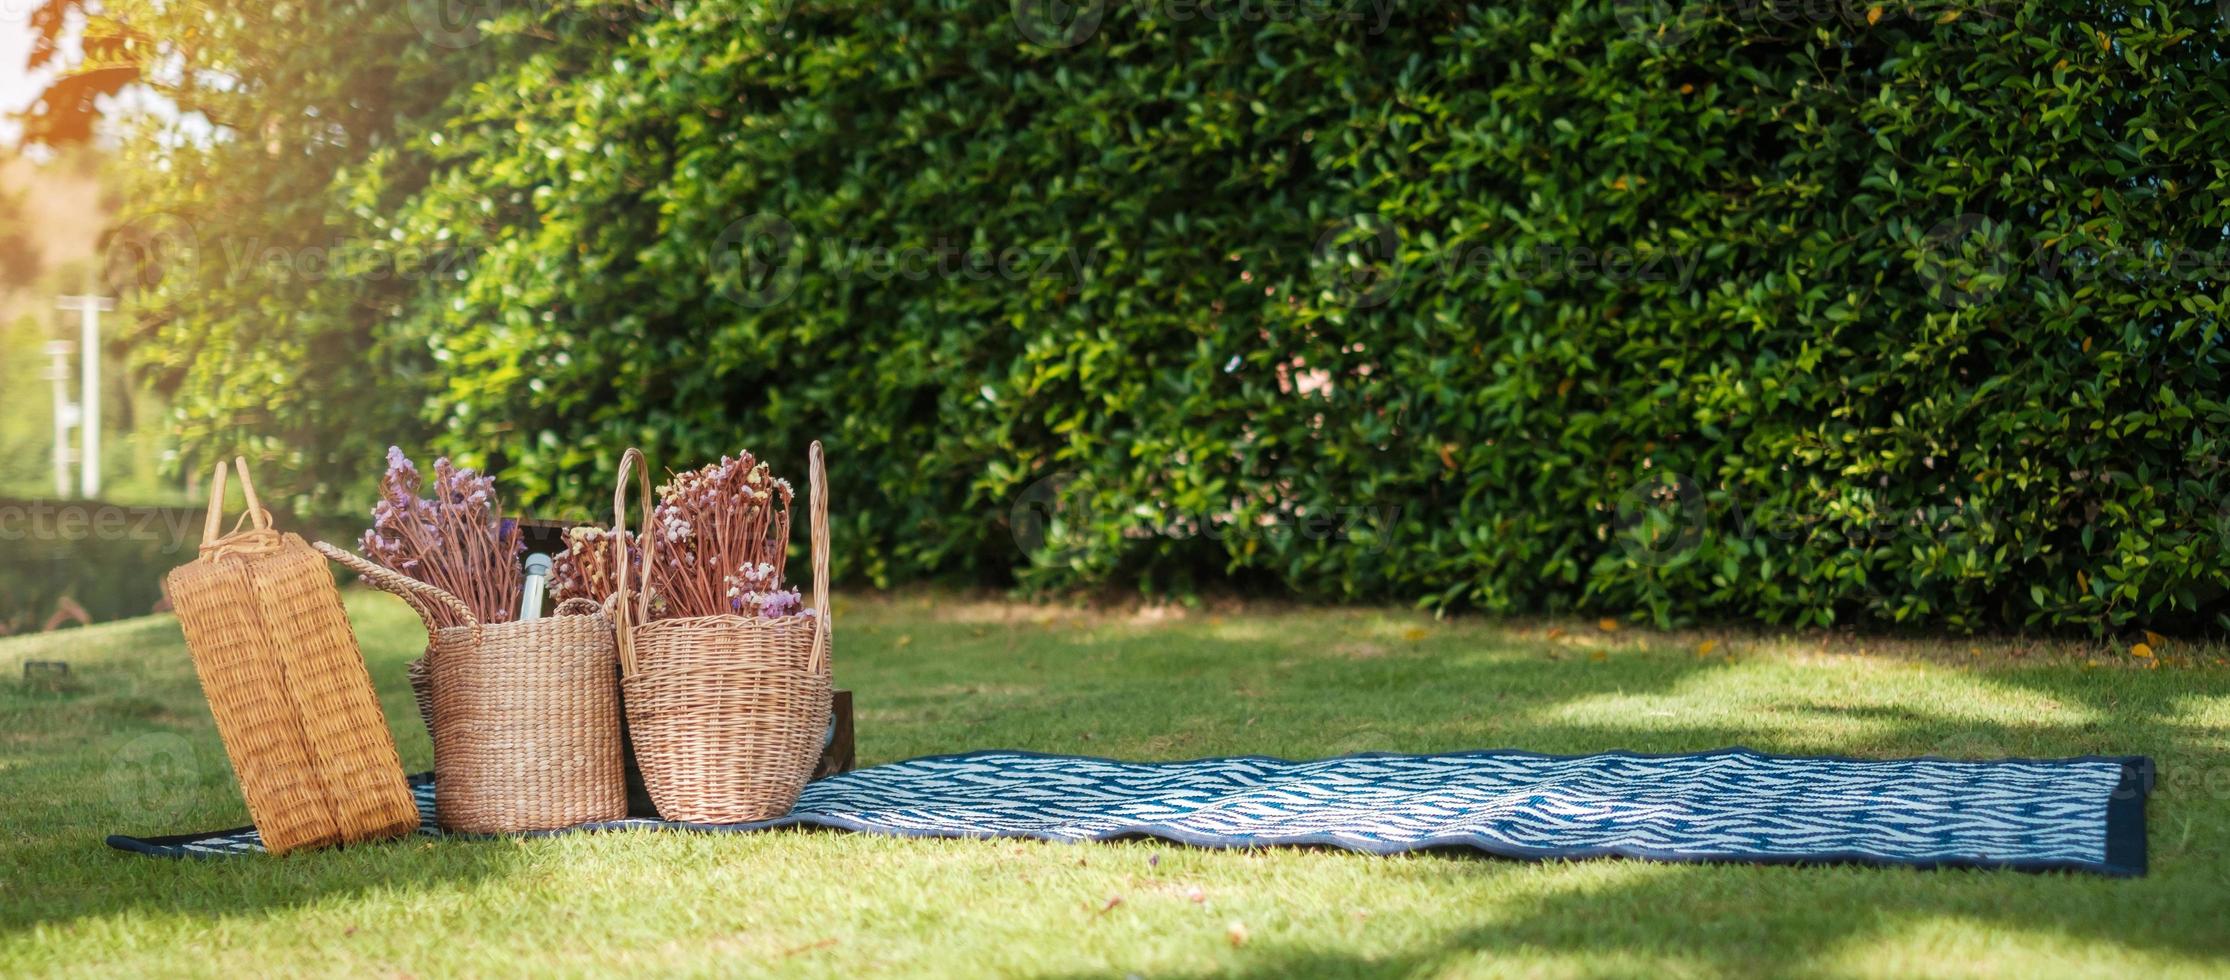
[519,553,552,621]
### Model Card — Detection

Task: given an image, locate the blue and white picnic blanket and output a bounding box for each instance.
[109,747,2150,875]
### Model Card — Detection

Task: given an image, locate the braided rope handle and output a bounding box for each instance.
[555,597,604,618]
[199,456,277,557]
[808,440,830,676]
[611,448,655,677]
[313,541,483,649]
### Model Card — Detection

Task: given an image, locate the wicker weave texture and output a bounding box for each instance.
[622,618,831,823]
[166,460,417,853]
[320,543,628,833]
[407,654,435,739]
[611,442,835,824]
[429,610,626,832]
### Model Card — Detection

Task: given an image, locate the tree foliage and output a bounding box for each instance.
[24,0,537,498]
[50,0,2230,631]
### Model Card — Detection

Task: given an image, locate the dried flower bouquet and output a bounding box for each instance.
[358,448,525,630]
[630,450,808,621]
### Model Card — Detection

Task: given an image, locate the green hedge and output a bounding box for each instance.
[263,0,2230,630]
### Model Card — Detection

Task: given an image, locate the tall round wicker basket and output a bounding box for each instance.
[610,443,833,824]
[317,543,628,833]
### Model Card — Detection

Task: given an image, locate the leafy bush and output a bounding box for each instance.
[140,0,2230,631]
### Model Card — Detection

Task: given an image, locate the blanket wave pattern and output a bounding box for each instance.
[108,748,2151,875]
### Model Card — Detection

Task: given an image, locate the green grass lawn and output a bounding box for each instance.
[3,592,2228,977]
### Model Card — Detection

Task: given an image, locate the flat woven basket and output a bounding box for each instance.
[612,443,833,824]
[317,543,627,834]
[163,458,418,853]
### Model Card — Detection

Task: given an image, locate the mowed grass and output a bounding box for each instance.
[3,591,2229,978]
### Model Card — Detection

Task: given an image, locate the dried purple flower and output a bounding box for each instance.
[359,448,525,628]
[642,448,805,620]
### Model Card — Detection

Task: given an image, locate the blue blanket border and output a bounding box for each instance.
[107,747,2153,876]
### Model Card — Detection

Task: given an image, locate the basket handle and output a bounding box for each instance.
[199,456,276,553]
[555,597,603,617]
[313,541,483,645]
[808,440,830,676]
[611,447,655,677]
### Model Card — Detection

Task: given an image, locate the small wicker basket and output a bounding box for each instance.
[165,459,418,853]
[612,443,833,824]
[317,544,627,833]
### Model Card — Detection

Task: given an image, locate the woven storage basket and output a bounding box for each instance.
[405,648,660,818]
[612,443,833,824]
[163,459,418,853]
[317,543,627,833]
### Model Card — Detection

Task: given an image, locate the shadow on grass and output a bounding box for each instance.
[0,833,526,938]
[1032,658,2230,977]
[0,605,476,938]
[1061,853,2227,979]
[9,605,2227,970]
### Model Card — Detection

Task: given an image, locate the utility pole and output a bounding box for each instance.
[43,340,77,498]
[56,295,115,499]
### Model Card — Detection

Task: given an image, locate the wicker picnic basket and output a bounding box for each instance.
[316,543,627,834]
[612,443,833,824]
[163,458,418,854]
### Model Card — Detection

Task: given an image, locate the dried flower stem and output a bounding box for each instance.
[639,450,803,620]
[359,448,525,629]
